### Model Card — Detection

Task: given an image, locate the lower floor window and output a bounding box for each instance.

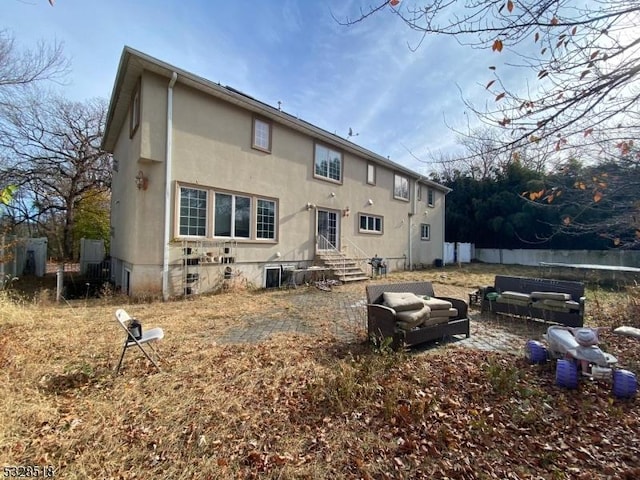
[178,185,277,240]
[179,187,207,236]
[359,214,383,234]
[214,193,250,238]
[421,223,431,240]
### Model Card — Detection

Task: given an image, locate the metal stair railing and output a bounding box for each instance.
[342,237,371,276]
[316,234,345,277]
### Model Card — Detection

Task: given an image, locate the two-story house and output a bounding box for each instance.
[102,47,451,298]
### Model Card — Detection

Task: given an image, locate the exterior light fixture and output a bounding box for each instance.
[135,170,148,190]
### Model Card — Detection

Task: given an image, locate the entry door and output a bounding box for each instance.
[317,209,339,250]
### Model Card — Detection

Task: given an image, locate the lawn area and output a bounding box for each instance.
[1,264,639,479]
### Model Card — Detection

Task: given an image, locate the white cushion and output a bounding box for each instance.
[395,304,431,326]
[383,292,425,312]
[422,297,453,310]
[499,291,531,302]
[531,291,572,301]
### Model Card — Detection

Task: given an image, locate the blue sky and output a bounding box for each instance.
[4,0,497,175]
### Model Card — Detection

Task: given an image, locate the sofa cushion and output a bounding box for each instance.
[499,291,531,302]
[421,315,451,327]
[395,304,431,326]
[539,299,580,311]
[530,291,572,301]
[422,297,453,310]
[383,292,425,312]
[429,307,459,318]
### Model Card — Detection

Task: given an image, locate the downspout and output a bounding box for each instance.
[162,72,178,301]
[408,178,420,270]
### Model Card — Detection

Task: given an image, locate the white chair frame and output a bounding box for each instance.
[114,308,164,374]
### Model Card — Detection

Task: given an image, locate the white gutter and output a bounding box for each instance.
[162,72,178,301]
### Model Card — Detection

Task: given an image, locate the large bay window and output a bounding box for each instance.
[178,185,277,241]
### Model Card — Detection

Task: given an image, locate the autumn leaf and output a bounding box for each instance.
[580,70,589,79]
[529,135,540,143]
[563,216,572,225]
[495,92,506,101]
[541,47,547,55]
[584,128,594,137]
[590,50,600,59]
[486,80,496,89]
[571,26,577,35]
[636,229,640,239]
[506,0,514,13]
[593,191,603,203]
[574,181,586,190]
[613,237,621,246]
[534,32,540,42]
[389,0,400,6]
[550,17,559,25]
[492,39,504,52]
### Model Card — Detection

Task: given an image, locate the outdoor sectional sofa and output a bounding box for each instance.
[480,275,585,327]
[366,282,470,350]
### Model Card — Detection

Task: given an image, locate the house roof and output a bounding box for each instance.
[102,46,451,193]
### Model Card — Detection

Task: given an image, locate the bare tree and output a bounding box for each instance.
[0,30,69,105]
[342,0,640,246]
[0,30,69,205]
[0,95,111,259]
[342,1,640,153]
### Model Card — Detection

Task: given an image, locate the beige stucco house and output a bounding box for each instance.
[102,47,451,298]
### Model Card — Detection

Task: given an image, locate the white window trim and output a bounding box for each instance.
[394,173,410,201]
[214,192,251,239]
[252,117,272,153]
[359,213,383,234]
[256,198,277,240]
[367,163,376,185]
[427,188,435,207]
[314,142,343,184]
[420,223,431,241]
[176,184,278,242]
[178,186,208,238]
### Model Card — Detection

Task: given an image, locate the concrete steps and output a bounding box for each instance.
[316,251,369,283]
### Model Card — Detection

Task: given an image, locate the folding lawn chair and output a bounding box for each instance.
[114,308,164,374]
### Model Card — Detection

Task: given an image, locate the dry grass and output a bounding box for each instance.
[1,264,639,479]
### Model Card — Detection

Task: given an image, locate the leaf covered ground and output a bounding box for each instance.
[1,265,639,479]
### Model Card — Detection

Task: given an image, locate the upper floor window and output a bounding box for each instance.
[427,188,435,207]
[367,163,376,185]
[420,223,431,240]
[179,187,207,237]
[252,117,272,152]
[359,214,383,234]
[129,78,141,138]
[314,143,342,183]
[394,174,409,201]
